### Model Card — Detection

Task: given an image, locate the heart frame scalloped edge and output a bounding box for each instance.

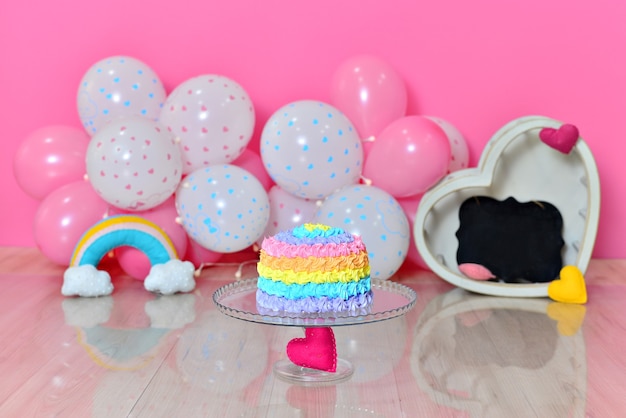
[414,115,600,297]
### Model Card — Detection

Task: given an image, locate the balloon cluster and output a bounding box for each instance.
[13,54,468,280]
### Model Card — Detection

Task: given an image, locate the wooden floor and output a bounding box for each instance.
[1,247,625,417]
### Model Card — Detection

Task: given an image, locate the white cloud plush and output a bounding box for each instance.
[62,265,114,297]
[144,259,196,295]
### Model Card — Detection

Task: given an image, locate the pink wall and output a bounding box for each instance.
[1,0,625,258]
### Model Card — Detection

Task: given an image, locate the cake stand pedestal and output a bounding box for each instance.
[213,278,417,384]
[271,357,355,384]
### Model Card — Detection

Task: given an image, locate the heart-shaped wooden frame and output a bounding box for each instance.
[414,116,600,297]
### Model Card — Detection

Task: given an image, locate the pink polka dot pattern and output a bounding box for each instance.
[160,75,255,174]
[86,117,183,211]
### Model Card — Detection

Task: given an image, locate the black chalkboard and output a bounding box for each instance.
[456,196,564,283]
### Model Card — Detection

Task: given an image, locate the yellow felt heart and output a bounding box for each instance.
[548,265,587,304]
[546,302,587,336]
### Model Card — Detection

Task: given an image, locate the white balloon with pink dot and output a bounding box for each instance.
[160,75,255,174]
[85,117,183,211]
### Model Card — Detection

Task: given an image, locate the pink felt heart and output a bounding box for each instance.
[539,124,579,154]
[287,327,337,372]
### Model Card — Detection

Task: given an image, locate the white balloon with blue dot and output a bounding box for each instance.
[77,56,166,136]
[314,184,410,280]
[260,100,363,199]
[175,164,269,253]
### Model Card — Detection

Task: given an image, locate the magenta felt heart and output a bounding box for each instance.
[539,124,579,154]
[287,327,337,372]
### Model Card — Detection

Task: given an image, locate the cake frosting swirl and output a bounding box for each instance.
[256,223,373,313]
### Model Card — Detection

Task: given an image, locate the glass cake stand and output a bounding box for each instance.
[213,278,417,384]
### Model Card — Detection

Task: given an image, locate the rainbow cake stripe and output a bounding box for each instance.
[256,223,373,313]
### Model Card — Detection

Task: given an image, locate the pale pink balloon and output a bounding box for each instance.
[363,116,451,198]
[261,185,318,240]
[397,195,430,270]
[184,237,223,268]
[112,196,188,280]
[33,180,110,265]
[232,149,273,191]
[425,116,470,173]
[13,125,90,200]
[330,55,407,139]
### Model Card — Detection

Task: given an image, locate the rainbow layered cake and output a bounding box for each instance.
[256,223,373,314]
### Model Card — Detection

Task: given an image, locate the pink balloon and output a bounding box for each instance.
[232,149,274,191]
[114,250,151,281]
[330,55,407,139]
[363,116,451,198]
[397,195,430,270]
[184,237,223,268]
[13,125,90,200]
[33,180,110,265]
[112,196,189,280]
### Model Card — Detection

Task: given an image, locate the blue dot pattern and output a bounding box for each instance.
[176,164,270,253]
[313,185,410,280]
[77,56,167,136]
[260,100,363,199]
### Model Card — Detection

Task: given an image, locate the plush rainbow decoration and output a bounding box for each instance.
[70,214,178,267]
[62,214,195,297]
[256,223,373,313]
